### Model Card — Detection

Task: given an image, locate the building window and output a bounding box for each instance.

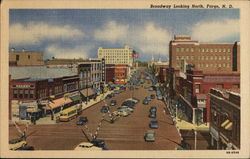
[28,55,31,59]
[201,63,204,67]
[232,84,240,89]
[215,49,217,52]
[201,56,204,60]
[186,56,189,60]
[195,84,200,93]
[186,48,189,52]
[227,56,231,60]
[191,48,194,52]
[180,48,184,52]
[222,63,226,67]
[214,63,217,67]
[19,89,23,98]
[218,63,221,67]
[206,48,209,52]
[210,49,213,52]
[227,48,231,52]
[16,55,19,61]
[227,63,230,67]
[201,48,205,52]
[223,56,226,60]
[210,56,213,60]
[218,56,222,60]
[223,48,226,52]
[210,63,213,67]
[214,56,217,60]
[219,49,222,52]
[206,56,209,60]
[176,56,180,60]
[206,64,209,67]
[198,56,200,60]
[13,89,18,98]
[176,48,180,52]
[24,89,29,98]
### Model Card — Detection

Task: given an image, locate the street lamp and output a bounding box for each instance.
[192,129,197,150]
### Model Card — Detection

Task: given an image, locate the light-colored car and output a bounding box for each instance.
[157,95,163,100]
[112,111,129,117]
[144,130,155,142]
[120,106,134,112]
[74,142,103,151]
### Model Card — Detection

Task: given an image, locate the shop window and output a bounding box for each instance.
[13,89,18,98]
[195,84,200,93]
[19,89,23,98]
[30,89,34,98]
[24,89,29,98]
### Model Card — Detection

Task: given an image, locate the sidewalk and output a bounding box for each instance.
[164,98,209,131]
[35,90,113,125]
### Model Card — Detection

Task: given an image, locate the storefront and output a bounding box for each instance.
[80,88,96,101]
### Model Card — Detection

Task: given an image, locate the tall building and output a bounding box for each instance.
[98,45,134,67]
[209,88,240,150]
[9,48,44,66]
[169,35,240,74]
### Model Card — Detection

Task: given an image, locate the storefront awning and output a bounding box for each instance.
[43,98,72,110]
[80,88,96,97]
[70,95,82,102]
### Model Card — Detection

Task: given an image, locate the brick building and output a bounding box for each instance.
[9,49,44,66]
[114,65,128,84]
[9,75,80,121]
[174,70,240,124]
[169,35,240,74]
[105,64,115,84]
[209,88,240,150]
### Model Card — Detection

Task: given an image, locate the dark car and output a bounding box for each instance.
[122,101,135,107]
[150,94,155,99]
[91,139,108,150]
[149,120,159,129]
[16,146,35,150]
[110,100,117,106]
[76,116,88,125]
[149,106,157,113]
[143,99,149,105]
[101,106,109,113]
[149,112,156,118]
[106,94,113,99]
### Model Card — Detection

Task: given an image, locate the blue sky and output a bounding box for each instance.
[10,9,239,61]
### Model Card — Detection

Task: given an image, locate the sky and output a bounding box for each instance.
[9,9,240,61]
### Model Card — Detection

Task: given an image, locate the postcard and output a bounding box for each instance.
[1,0,250,158]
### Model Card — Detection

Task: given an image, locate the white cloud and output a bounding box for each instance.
[94,21,172,58]
[45,44,93,59]
[93,21,129,43]
[10,22,85,45]
[191,19,239,42]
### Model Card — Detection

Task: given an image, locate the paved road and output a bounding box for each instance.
[9,81,181,150]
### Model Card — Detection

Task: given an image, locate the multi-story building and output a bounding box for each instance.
[169,35,240,74]
[105,64,115,84]
[114,65,128,84]
[9,48,44,66]
[98,45,134,67]
[174,70,240,124]
[78,58,104,91]
[9,75,80,121]
[209,88,240,150]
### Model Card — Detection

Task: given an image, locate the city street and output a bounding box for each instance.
[9,79,182,150]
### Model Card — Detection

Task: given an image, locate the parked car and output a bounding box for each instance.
[112,110,129,117]
[144,130,155,142]
[149,120,158,129]
[117,107,133,114]
[143,99,149,105]
[110,100,117,106]
[148,87,154,91]
[125,97,139,104]
[157,95,163,100]
[146,96,152,101]
[106,94,112,99]
[149,112,156,118]
[91,139,108,150]
[101,106,109,113]
[122,100,135,108]
[149,106,157,113]
[150,94,155,99]
[76,116,88,125]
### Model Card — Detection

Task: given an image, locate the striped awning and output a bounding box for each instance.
[44,98,72,110]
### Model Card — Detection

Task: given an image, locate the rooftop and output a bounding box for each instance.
[10,66,77,80]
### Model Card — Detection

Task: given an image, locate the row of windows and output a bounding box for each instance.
[103,56,129,58]
[99,49,129,52]
[197,63,231,68]
[176,47,231,53]
[13,89,34,99]
[176,55,231,61]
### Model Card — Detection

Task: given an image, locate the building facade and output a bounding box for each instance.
[98,45,134,67]
[169,35,240,74]
[174,70,240,124]
[209,88,240,150]
[9,49,44,66]
[105,64,115,84]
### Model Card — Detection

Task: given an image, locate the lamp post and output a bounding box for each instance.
[192,129,197,150]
